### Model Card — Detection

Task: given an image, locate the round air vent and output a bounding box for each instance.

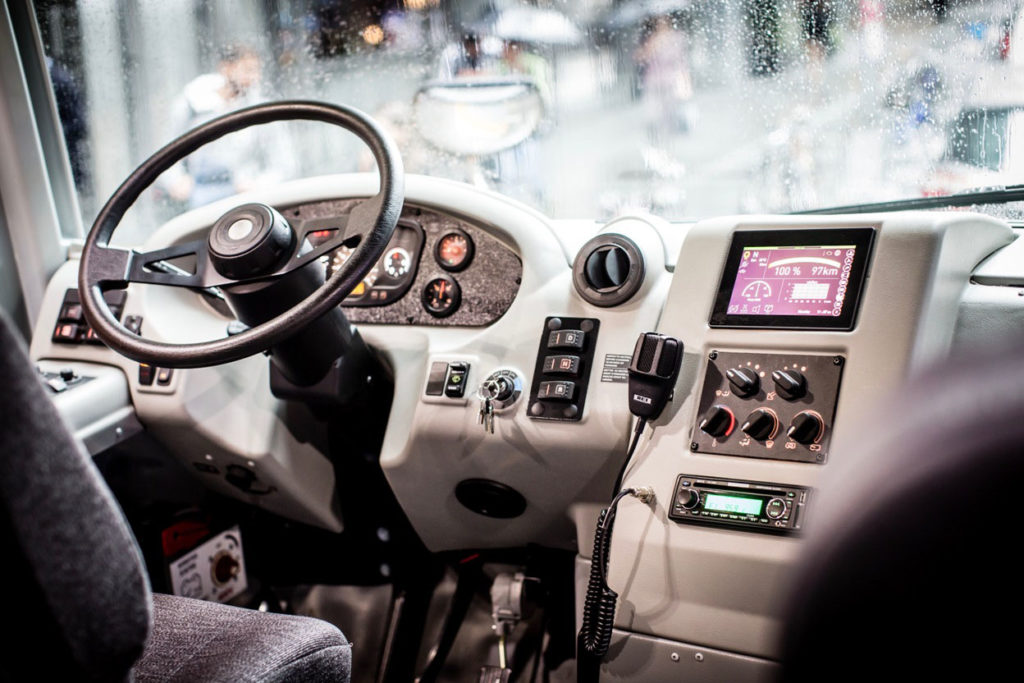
[572,233,645,307]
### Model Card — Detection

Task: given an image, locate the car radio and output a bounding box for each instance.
[668,474,809,534]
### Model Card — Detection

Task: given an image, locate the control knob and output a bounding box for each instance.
[725,367,759,397]
[699,405,735,438]
[741,408,779,441]
[677,488,701,510]
[771,369,807,400]
[765,498,787,519]
[787,411,825,444]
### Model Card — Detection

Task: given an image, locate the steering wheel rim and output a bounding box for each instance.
[78,100,404,368]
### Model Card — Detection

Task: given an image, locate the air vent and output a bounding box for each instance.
[572,234,645,307]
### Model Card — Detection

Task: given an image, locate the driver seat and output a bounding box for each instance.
[0,312,351,682]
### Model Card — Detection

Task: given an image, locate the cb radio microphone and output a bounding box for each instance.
[628,332,683,420]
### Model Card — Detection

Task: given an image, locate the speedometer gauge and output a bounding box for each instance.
[436,230,474,272]
[328,246,354,278]
[422,276,461,318]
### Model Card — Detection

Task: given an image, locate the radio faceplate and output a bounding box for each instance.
[668,474,810,534]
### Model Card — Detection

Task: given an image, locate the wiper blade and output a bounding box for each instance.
[795,185,1024,215]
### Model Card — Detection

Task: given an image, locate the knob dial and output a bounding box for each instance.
[677,488,701,510]
[788,411,825,444]
[725,367,760,397]
[699,405,735,438]
[765,498,787,519]
[741,408,779,441]
[771,369,807,400]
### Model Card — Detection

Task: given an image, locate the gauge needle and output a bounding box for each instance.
[439,280,446,298]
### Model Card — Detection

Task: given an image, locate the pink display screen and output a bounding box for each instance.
[725,244,856,318]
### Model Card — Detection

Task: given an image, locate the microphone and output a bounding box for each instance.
[627,332,683,421]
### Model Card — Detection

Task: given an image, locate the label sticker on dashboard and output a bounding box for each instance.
[601,354,631,383]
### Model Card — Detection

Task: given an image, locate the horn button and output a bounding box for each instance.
[208,203,295,280]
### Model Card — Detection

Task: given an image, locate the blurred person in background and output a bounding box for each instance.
[437,32,487,79]
[161,44,293,209]
[635,15,695,142]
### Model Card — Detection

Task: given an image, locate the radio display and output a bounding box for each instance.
[710,228,875,330]
[704,493,763,516]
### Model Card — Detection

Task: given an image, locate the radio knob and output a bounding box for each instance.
[765,498,786,519]
[771,369,807,400]
[725,367,759,397]
[677,488,701,510]
[699,405,735,438]
[741,408,779,441]
[788,411,825,444]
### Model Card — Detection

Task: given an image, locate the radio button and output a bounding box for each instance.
[765,498,786,519]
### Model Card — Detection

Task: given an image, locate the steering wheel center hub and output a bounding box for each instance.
[208,203,294,279]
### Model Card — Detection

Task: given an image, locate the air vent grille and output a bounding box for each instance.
[572,234,645,307]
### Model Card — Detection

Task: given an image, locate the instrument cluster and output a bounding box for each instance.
[287,199,521,326]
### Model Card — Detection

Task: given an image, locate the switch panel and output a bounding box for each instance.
[691,350,845,464]
[423,361,472,399]
[528,317,599,421]
[52,289,126,346]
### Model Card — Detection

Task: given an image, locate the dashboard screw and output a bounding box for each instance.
[690,442,698,451]
[694,653,704,662]
[709,351,718,360]
[670,653,680,662]
[833,356,843,366]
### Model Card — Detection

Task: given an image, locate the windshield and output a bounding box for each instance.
[33,0,1024,241]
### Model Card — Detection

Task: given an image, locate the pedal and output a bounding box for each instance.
[478,665,511,683]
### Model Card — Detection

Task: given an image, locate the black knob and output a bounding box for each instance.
[699,405,735,438]
[677,488,701,510]
[788,411,825,444]
[59,367,76,382]
[771,369,807,400]
[741,408,779,441]
[725,367,760,397]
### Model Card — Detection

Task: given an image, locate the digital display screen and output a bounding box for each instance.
[726,245,855,318]
[704,493,763,516]
[710,228,875,330]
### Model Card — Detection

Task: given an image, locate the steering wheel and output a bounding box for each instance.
[78,101,403,369]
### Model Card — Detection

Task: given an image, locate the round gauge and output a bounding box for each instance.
[328,246,378,298]
[327,246,354,278]
[422,276,461,318]
[362,264,380,288]
[384,247,411,278]
[435,230,475,272]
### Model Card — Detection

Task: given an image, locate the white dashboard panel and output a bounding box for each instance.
[604,212,1013,665]
[27,172,1024,682]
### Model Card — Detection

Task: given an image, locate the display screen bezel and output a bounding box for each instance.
[709,227,876,330]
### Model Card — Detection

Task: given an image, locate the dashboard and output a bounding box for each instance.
[287,198,522,326]
[27,173,1024,682]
